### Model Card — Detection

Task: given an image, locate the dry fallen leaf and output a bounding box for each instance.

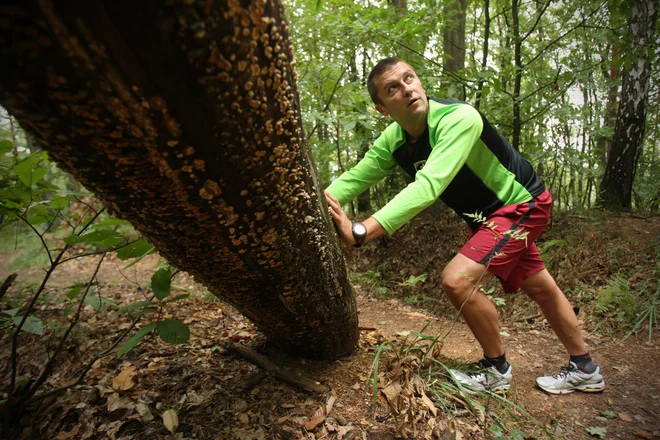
[441,420,464,440]
[147,359,166,374]
[304,407,326,430]
[107,393,135,413]
[162,409,179,434]
[135,403,154,422]
[276,414,291,424]
[112,366,137,392]
[304,394,337,430]
[421,393,438,417]
[185,390,203,406]
[407,312,436,320]
[228,330,256,341]
[618,412,633,422]
[363,332,379,346]
[381,382,402,403]
[325,394,337,414]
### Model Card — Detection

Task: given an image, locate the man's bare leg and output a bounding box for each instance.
[442,253,502,358]
[520,269,587,355]
[523,269,606,393]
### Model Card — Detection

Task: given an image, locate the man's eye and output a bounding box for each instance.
[389,85,397,93]
[405,75,413,82]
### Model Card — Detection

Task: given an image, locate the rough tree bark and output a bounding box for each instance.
[599,0,658,210]
[0,0,358,358]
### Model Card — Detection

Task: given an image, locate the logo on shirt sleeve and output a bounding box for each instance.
[414,160,427,172]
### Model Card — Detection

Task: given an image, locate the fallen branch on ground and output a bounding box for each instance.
[224,342,327,393]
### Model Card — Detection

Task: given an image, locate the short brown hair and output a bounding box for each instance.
[367,57,403,105]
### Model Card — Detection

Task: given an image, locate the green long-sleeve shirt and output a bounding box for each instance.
[326,99,545,234]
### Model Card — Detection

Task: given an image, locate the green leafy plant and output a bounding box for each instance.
[116,265,191,357]
[396,273,434,304]
[1,308,44,335]
[595,274,638,321]
[0,137,190,433]
[623,256,660,343]
[624,284,659,344]
[351,268,391,297]
[538,239,569,256]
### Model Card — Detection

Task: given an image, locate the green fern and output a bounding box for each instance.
[595,275,638,320]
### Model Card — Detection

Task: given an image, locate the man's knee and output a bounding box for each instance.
[521,270,561,303]
[441,269,475,304]
[442,253,493,306]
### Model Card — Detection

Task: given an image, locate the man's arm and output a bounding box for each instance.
[325,191,387,246]
[323,125,400,246]
[371,104,483,235]
[325,124,400,205]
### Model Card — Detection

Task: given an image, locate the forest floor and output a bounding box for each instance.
[1,212,659,440]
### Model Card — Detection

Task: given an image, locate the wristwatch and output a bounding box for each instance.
[351,222,367,248]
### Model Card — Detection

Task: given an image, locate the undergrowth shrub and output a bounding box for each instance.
[0,137,191,435]
[595,274,638,321]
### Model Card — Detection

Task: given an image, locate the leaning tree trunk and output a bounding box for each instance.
[599,0,658,210]
[0,0,358,358]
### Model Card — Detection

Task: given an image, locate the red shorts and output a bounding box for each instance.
[459,189,552,293]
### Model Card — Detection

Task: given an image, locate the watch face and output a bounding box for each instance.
[353,223,367,235]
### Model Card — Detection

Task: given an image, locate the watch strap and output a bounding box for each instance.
[352,222,367,248]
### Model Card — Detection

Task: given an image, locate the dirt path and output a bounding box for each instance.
[355,295,660,439]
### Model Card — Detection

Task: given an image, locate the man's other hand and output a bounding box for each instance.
[324,191,355,246]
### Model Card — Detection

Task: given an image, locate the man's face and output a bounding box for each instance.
[374,62,428,127]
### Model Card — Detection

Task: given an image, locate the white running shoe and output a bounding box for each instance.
[536,361,605,394]
[449,360,512,394]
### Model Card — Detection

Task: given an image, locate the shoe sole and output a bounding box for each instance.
[461,385,511,395]
[536,381,606,395]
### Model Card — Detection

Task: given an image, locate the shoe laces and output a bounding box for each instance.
[466,359,498,379]
[552,363,579,380]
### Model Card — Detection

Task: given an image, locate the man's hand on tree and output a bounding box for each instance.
[324,191,355,246]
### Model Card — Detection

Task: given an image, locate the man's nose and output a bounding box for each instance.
[402,83,413,96]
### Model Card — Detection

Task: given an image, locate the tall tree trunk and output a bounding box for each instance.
[389,0,407,16]
[599,0,659,210]
[497,12,511,92]
[443,0,468,75]
[0,0,358,358]
[511,0,522,151]
[349,52,371,213]
[475,0,491,111]
[599,43,621,164]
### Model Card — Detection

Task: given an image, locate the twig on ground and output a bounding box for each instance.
[514,313,542,323]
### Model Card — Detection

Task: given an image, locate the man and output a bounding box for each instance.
[324,57,605,395]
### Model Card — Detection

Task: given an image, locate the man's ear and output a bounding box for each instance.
[375,104,388,116]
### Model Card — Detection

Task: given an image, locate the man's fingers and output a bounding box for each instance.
[324,191,339,205]
[325,196,341,212]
